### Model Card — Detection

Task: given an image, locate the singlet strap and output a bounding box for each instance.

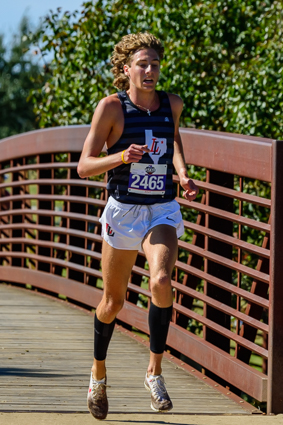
[117,91,127,112]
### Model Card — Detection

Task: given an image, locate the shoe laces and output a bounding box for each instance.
[149,375,167,400]
[91,379,110,397]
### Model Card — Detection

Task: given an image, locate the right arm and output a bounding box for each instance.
[77,96,149,178]
[77,97,122,178]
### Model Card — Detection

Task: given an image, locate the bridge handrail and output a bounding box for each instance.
[1,126,282,414]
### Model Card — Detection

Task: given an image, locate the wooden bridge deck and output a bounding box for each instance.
[0,283,252,415]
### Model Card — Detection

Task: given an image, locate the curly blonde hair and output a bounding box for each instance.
[111,32,164,91]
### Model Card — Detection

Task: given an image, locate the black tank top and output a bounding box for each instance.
[107,90,175,205]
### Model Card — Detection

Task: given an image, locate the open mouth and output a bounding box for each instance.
[143,79,154,86]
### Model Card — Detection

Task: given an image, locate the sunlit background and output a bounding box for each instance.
[1,0,83,46]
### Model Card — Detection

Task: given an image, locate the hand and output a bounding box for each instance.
[181,178,199,202]
[122,144,150,163]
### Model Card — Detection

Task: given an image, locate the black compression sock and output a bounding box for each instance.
[148,302,173,354]
[94,315,115,361]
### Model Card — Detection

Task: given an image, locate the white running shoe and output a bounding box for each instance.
[87,372,109,420]
[144,373,173,412]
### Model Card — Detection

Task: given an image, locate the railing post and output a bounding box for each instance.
[11,159,24,268]
[68,152,86,283]
[204,170,233,355]
[38,154,52,273]
[268,139,283,414]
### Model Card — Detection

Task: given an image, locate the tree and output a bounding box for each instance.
[29,0,283,139]
[0,17,43,139]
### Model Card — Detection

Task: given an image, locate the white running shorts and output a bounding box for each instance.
[99,196,184,251]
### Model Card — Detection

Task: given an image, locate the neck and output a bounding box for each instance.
[127,89,157,110]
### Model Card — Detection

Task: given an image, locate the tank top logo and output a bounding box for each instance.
[145,130,167,165]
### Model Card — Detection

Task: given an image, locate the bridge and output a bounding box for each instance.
[0,126,283,416]
[0,283,251,415]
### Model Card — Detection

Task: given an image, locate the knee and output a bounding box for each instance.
[103,296,124,317]
[150,272,171,294]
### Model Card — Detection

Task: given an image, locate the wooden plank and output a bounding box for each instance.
[0,284,250,414]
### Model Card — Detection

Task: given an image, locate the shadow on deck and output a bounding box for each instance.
[0,284,254,415]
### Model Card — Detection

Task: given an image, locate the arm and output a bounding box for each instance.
[77,95,149,179]
[77,96,122,178]
[168,94,199,201]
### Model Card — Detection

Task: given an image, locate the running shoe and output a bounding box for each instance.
[87,372,109,420]
[144,373,173,412]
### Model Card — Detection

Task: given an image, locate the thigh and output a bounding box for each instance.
[101,240,138,300]
[142,224,178,277]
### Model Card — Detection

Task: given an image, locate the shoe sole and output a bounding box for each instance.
[87,395,108,420]
[144,381,173,413]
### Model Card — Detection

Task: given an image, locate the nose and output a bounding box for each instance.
[145,64,153,73]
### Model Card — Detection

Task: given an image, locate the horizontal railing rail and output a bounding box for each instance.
[1,126,283,414]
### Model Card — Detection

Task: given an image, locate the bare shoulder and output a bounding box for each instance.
[167,93,183,112]
[166,93,183,125]
[95,93,121,117]
[99,93,120,106]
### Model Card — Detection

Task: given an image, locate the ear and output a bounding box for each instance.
[124,64,130,77]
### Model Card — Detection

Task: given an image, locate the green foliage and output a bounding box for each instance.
[29,0,282,139]
[0,17,43,139]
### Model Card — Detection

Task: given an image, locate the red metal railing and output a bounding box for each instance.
[1,126,283,414]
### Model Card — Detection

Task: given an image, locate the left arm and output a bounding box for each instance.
[168,94,199,201]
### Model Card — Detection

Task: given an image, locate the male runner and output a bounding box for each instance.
[77,32,198,420]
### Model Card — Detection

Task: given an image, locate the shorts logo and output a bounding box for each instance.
[106,223,115,237]
[166,216,175,222]
[165,117,169,122]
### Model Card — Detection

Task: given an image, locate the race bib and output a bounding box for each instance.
[128,163,167,195]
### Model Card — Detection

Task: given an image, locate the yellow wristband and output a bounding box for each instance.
[121,150,128,164]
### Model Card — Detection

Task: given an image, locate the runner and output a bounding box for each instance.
[77,32,198,420]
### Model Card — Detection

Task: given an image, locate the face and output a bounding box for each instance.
[124,48,160,91]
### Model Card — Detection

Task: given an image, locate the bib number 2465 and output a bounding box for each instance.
[128,163,167,195]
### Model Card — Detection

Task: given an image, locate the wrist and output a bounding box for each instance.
[178,167,189,179]
[121,150,128,164]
